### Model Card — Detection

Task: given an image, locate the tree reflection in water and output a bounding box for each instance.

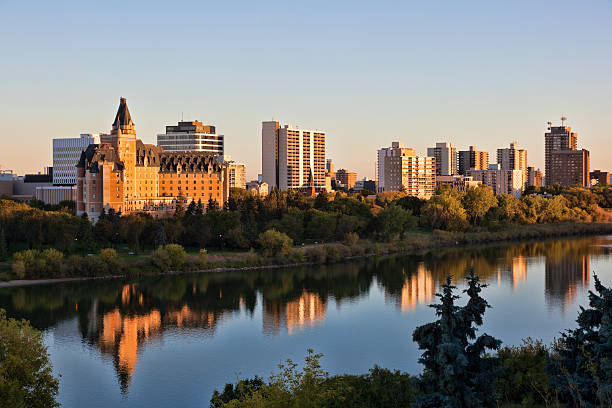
[1,235,610,393]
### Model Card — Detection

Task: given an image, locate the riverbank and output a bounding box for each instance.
[2,222,612,288]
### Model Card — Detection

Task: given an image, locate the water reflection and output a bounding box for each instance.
[1,235,611,396]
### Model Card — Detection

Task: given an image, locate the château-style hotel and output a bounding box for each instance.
[76,98,229,219]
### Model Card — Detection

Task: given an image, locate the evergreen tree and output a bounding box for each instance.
[548,275,612,407]
[0,227,7,261]
[196,199,204,215]
[174,194,185,217]
[207,198,219,212]
[412,270,502,408]
[155,221,167,248]
[98,207,106,220]
[186,200,197,216]
[314,190,329,209]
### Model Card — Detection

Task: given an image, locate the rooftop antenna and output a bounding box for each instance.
[561,115,567,126]
[547,121,552,130]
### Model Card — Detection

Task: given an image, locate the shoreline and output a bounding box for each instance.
[2,222,612,289]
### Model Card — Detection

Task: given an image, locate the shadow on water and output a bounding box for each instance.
[1,235,611,394]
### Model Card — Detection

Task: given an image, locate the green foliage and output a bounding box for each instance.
[258,229,293,258]
[99,248,123,274]
[375,205,417,241]
[548,274,612,407]
[344,232,359,247]
[412,270,502,407]
[0,309,60,408]
[462,186,497,225]
[199,249,208,267]
[421,187,468,231]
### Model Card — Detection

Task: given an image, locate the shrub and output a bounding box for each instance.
[257,229,293,258]
[99,248,123,274]
[244,248,261,266]
[165,244,186,268]
[151,247,172,271]
[11,260,26,279]
[305,246,326,263]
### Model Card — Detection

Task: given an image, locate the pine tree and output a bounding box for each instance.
[98,207,106,220]
[0,227,8,261]
[412,270,502,408]
[549,274,612,407]
[186,200,197,216]
[196,199,204,215]
[174,194,185,217]
[314,190,329,209]
[207,198,219,212]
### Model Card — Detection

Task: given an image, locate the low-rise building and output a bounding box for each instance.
[467,165,525,197]
[590,169,610,186]
[335,169,357,190]
[246,180,269,196]
[435,175,482,192]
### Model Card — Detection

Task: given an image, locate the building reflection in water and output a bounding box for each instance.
[496,256,528,289]
[262,291,326,335]
[85,284,223,393]
[545,255,590,313]
[395,264,436,311]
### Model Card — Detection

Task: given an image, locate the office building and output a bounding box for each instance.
[377,142,416,192]
[53,133,102,185]
[545,125,578,186]
[458,146,489,176]
[427,142,457,176]
[354,178,376,192]
[384,150,436,199]
[261,121,325,191]
[468,165,525,197]
[335,169,357,190]
[590,170,610,186]
[157,120,224,155]
[76,98,229,220]
[550,149,590,187]
[527,167,543,188]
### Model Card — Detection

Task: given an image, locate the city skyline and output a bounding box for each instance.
[1,1,611,179]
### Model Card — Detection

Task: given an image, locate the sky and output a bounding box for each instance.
[0,0,611,180]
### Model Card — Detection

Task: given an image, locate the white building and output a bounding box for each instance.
[157,121,224,155]
[427,142,457,176]
[53,134,101,185]
[217,155,246,189]
[262,121,325,191]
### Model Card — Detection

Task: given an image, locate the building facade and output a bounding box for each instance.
[246,180,269,196]
[157,121,224,155]
[261,121,325,191]
[435,175,482,192]
[458,146,489,176]
[384,151,436,199]
[53,133,102,185]
[76,98,228,220]
[545,125,578,186]
[376,142,416,192]
[427,142,457,176]
[527,167,543,188]
[335,169,357,190]
[590,170,610,186]
[497,142,527,172]
[550,149,590,187]
[468,165,525,197]
[217,156,246,189]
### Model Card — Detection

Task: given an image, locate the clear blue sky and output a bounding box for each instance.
[1,0,610,179]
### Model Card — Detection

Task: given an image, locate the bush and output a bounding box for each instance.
[11,260,26,279]
[305,246,326,263]
[344,232,359,247]
[258,229,293,258]
[0,309,60,408]
[99,248,123,274]
[244,248,261,266]
[165,244,186,268]
[151,247,172,271]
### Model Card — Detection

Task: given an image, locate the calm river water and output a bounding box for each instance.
[2,236,612,407]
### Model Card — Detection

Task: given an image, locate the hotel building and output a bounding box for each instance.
[157,121,224,155]
[261,121,325,191]
[76,98,228,219]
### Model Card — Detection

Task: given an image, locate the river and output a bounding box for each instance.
[1,235,611,407]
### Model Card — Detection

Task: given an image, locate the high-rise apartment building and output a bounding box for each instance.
[590,170,610,186]
[335,169,357,190]
[377,142,416,192]
[497,142,527,172]
[545,125,578,186]
[261,121,325,191]
[157,121,224,155]
[458,146,489,176]
[427,142,457,176]
[384,150,436,198]
[527,167,543,188]
[77,98,229,220]
[550,149,590,187]
[53,133,103,185]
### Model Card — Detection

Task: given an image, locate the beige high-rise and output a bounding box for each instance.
[384,150,436,199]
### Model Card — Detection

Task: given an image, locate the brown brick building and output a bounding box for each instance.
[549,149,590,188]
[76,98,228,219]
